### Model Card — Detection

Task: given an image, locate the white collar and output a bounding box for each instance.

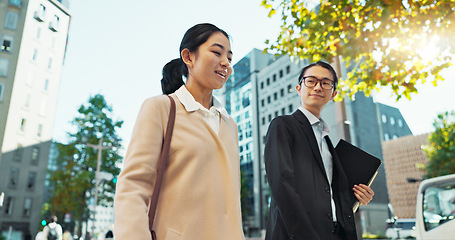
[298,106,331,134]
[175,85,229,116]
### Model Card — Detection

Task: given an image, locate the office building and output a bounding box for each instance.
[0,0,70,238]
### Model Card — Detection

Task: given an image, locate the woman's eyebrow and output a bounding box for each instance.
[211,43,233,55]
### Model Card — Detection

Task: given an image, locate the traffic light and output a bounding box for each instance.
[41,220,47,226]
[112,177,117,184]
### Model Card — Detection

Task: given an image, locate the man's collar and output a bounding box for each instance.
[298,106,331,133]
[298,106,319,125]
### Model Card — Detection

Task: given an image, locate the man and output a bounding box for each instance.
[264,61,374,240]
[42,216,63,240]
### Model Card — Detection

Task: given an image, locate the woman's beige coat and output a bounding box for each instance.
[114,94,245,240]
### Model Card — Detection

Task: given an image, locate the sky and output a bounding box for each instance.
[52,0,455,151]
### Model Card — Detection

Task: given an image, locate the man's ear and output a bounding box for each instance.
[330,90,338,100]
[181,48,193,69]
[296,84,301,96]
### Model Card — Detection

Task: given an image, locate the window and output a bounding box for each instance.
[267,96,271,104]
[20,118,26,132]
[260,82,264,89]
[36,27,41,39]
[1,35,13,52]
[44,79,50,91]
[390,116,396,126]
[5,12,19,29]
[23,198,32,217]
[37,124,43,137]
[286,65,290,74]
[280,88,284,97]
[4,196,14,215]
[273,92,277,100]
[8,167,20,188]
[382,114,387,124]
[273,74,277,82]
[242,90,250,107]
[266,78,270,86]
[0,83,4,101]
[279,70,283,78]
[13,144,23,161]
[275,111,278,117]
[288,84,293,93]
[49,15,60,32]
[398,119,403,128]
[9,0,22,7]
[288,104,293,113]
[0,58,9,77]
[48,58,52,69]
[262,117,265,125]
[384,133,390,141]
[261,99,264,107]
[32,49,38,61]
[27,171,37,190]
[34,4,45,22]
[422,181,455,231]
[268,114,272,122]
[281,108,286,115]
[31,146,40,164]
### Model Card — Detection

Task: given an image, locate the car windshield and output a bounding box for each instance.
[422,181,455,231]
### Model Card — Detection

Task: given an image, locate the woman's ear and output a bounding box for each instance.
[181,48,193,69]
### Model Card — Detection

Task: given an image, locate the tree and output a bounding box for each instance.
[261,0,454,101]
[47,94,123,237]
[422,111,455,178]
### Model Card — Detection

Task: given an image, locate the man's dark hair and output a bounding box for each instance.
[297,61,338,90]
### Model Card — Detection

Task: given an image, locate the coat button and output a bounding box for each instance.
[328,213,332,219]
[325,187,330,193]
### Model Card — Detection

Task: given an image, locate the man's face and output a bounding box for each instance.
[296,65,337,117]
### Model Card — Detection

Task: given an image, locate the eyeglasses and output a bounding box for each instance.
[299,76,335,90]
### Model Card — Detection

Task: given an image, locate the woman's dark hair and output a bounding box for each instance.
[161,23,230,94]
[297,61,338,90]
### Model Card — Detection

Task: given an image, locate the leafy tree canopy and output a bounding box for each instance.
[261,0,454,101]
[48,94,123,230]
[422,111,455,178]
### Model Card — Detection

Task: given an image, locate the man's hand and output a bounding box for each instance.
[353,184,374,205]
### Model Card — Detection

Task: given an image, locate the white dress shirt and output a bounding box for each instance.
[299,106,337,222]
[175,85,229,135]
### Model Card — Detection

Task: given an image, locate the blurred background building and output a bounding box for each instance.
[0,0,70,239]
[382,133,431,218]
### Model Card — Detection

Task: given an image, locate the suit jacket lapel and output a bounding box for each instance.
[292,110,328,181]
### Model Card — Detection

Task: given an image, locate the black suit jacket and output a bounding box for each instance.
[264,110,357,240]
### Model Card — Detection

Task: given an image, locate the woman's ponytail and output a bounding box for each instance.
[161,58,185,94]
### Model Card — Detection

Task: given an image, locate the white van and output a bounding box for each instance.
[415,174,455,239]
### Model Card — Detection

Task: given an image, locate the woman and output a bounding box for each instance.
[114,23,245,240]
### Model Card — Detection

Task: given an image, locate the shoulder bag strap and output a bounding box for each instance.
[148,95,176,239]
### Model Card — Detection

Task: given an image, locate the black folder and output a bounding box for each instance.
[335,139,382,212]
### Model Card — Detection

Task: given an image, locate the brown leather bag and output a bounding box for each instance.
[148,95,176,240]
